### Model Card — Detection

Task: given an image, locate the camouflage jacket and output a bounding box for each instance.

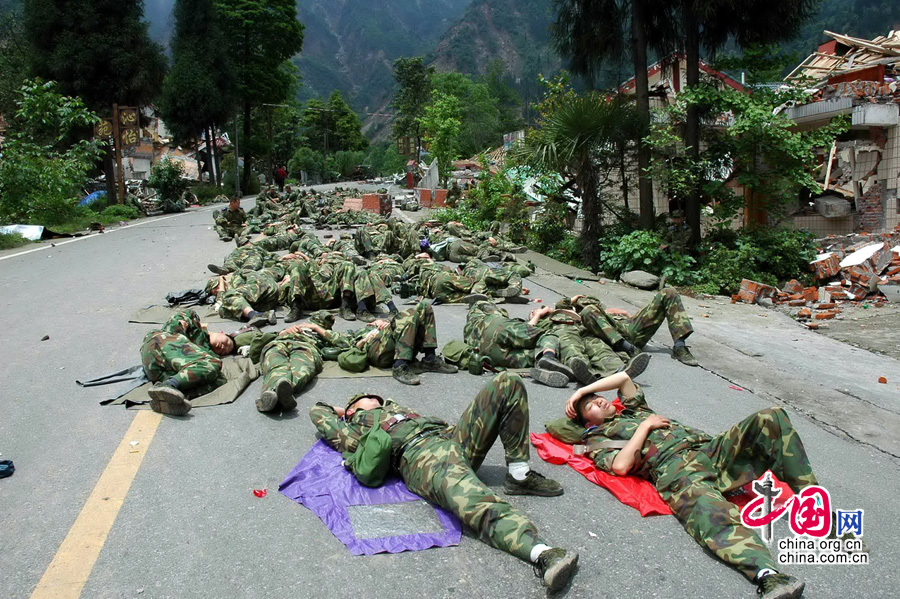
[583,386,711,479]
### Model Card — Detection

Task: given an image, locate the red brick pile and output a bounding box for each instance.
[731,232,900,326]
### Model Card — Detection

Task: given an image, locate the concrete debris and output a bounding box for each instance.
[620,270,660,290]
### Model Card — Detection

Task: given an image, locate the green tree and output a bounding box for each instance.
[418,90,461,186]
[0,9,26,119]
[301,91,367,154]
[0,79,105,224]
[482,60,525,136]
[514,94,641,268]
[23,0,167,203]
[432,71,501,158]
[391,56,434,161]
[158,0,235,188]
[215,0,303,192]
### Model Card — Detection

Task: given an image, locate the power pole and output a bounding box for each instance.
[234,112,240,197]
[111,104,125,204]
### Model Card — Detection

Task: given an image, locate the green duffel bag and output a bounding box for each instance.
[338,347,369,373]
[342,408,392,487]
[441,339,476,369]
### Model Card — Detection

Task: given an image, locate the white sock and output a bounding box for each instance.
[756,568,777,581]
[530,543,552,563]
[508,462,530,481]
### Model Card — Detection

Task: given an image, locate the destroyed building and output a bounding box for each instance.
[783,30,900,236]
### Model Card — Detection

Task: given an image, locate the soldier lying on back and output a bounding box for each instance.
[559,372,820,599]
[310,373,579,592]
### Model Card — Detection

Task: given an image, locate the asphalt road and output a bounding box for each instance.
[1,186,897,599]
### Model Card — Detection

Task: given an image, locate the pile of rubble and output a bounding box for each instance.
[733,232,900,328]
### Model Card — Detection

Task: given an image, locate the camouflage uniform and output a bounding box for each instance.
[214,206,247,239]
[535,311,625,377]
[355,300,438,368]
[218,264,304,320]
[140,309,224,397]
[259,334,324,397]
[310,372,545,561]
[464,301,558,368]
[577,288,693,348]
[222,245,277,273]
[665,222,692,252]
[448,239,479,263]
[463,259,522,297]
[252,228,303,252]
[585,386,818,580]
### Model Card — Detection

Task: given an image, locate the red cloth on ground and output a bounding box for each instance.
[530,433,794,517]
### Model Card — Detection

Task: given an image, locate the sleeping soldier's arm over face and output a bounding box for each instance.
[610,415,670,476]
[309,403,358,453]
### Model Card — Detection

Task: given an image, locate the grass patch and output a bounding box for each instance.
[0,232,32,249]
[47,204,143,234]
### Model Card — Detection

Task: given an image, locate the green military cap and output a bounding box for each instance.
[671,209,684,218]
[555,297,574,310]
[308,310,335,329]
[204,276,220,295]
[345,392,384,411]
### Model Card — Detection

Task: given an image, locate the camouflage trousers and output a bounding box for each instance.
[365,301,438,367]
[581,288,693,348]
[448,239,478,263]
[223,245,273,273]
[253,231,301,252]
[140,332,223,397]
[556,325,625,376]
[400,373,541,561]
[481,320,558,369]
[260,338,323,394]
[215,222,244,240]
[220,266,303,319]
[654,407,818,580]
[421,271,475,303]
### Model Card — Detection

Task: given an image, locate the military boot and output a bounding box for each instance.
[536,354,576,382]
[529,368,569,388]
[622,352,651,379]
[357,309,376,324]
[284,300,303,323]
[274,378,297,411]
[461,293,490,305]
[504,470,564,496]
[392,362,420,385]
[672,345,698,367]
[148,384,192,416]
[567,357,594,385]
[207,263,229,275]
[756,573,805,599]
[257,384,280,412]
[419,355,458,374]
[533,548,579,592]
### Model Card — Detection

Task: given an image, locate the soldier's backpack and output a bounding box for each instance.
[342,408,392,487]
[165,288,213,307]
[338,347,369,373]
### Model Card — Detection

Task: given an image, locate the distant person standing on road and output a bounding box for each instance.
[275,165,288,192]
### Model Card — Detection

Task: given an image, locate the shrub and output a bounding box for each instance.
[100,204,140,220]
[0,232,30,249]
[190,183,224,205]
[599,230,697,284]
[147,159,189,204]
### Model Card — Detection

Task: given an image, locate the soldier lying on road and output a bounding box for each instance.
[310,373,579,592]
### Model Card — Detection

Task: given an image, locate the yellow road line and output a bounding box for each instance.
[31,410,163,599]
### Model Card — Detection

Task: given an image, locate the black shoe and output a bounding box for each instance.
[208,263,229,275]
[623,352,651,379]
[461,293,489,305]
[221,236,233,242]
[533,548,579,592]
[148,384,192,416]
[504,295,530,304]
[392,363,420,385]
[536,354,576,382]
[284,302,303,323]
[756,573,805,599]
[419,356,458,374]
[529,368,569,388]
[504,471,564,496]
[246,312,269,328]
[567,357,594,385]
[274,378,296,411]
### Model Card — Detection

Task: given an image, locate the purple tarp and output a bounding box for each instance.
[279,440,462,555]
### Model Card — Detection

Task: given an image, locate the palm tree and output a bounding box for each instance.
[514,94,641,268]
[553,0,679,231]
